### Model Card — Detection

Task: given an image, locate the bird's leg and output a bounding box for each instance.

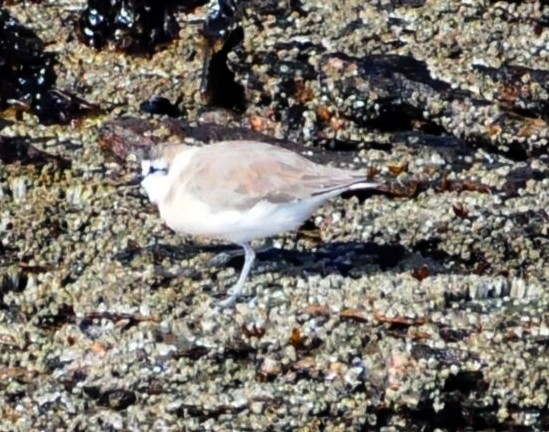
[208,243,272,267]
[217,242,256,308]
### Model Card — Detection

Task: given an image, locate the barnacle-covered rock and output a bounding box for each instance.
[1,1,549,431]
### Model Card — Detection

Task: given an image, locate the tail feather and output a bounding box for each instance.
[312,178,380,197]
[346,180,380,191]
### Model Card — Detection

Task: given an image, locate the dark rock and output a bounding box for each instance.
[98,117,157,161]
[474,64,549,120]
[139,96,183,117]
[200,0,246,111]
[76,0,185,54]
[0,9,98,124]
[0,136,71,169]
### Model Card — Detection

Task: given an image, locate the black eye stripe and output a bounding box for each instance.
[150,165,168,174]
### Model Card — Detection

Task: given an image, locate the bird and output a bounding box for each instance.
[140,140,380,307]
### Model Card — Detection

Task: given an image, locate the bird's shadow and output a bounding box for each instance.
[114,240,413,280]
[214,241,409,278]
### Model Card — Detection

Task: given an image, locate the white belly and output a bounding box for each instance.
[158,193,329,244]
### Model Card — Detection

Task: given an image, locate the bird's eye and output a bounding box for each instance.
[141,160,168,176]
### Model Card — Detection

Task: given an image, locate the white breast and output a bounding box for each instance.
[141,172,170,205]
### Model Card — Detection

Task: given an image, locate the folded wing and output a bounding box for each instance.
[170,141,376,211]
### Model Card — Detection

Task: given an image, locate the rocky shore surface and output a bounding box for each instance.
[1,0,548,430]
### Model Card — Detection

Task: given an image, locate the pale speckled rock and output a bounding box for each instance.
[1,0,549,431]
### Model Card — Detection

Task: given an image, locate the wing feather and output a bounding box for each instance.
[170,141,372,211]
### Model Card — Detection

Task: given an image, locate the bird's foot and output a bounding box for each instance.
[216,294,238,309]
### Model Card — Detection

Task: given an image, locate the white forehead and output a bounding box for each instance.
[141,160,152,175]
